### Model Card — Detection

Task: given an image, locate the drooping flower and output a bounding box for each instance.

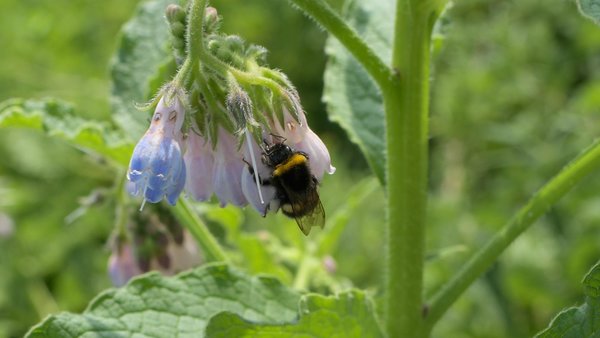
[107,206,203,287]
[184,126,214,201]
[108,243,141,287]
[230,87,335,216]
[211,127,247,206]
[240,131,277,215]
[127,93,187,206]
[269,98,336,181]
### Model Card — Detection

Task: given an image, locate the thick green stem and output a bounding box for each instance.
[384,1,431,337]
[172,198,229,262]
[287,0,392,88]
[424,140,600,332]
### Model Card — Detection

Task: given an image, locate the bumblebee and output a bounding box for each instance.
[249,140,325,235]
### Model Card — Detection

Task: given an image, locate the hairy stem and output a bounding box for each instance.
[384,1,431,336]
[173,0,206,88]
[172,198,229,262]
[424,140,600,332]
[186,0,207,60]
[287,0,392,88]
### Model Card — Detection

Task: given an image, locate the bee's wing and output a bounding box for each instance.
[281,181,325,236]
[296,195,325,236]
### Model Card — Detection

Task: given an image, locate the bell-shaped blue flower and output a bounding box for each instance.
[127,95,187,206]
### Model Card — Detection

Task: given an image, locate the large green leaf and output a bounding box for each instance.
[205,290,384,338]
[536,260,600,337]
[577,0,600,24]
[0,98,133,165]
[110,0,173,140]
[26,264,301,338]
[323,0,393,184]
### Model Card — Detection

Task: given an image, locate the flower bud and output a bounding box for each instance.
[170,21,186,38]
[226,80,256,132]
[204,6,220,33]
[166,4,186,24]
[322,255,337,274]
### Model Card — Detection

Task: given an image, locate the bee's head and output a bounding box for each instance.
[262,142,294,167]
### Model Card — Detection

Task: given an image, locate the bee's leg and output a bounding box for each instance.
[298,150,310,159]
[242,158,272,186]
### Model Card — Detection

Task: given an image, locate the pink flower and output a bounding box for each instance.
[107,231,202,287]
[108,244,141,287]
[211,127,247,206]
[184,128,214,201]
[241,134,277,215]
[269,107,336,181]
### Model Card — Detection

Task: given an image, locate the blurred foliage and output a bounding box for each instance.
[428,0,600,336]
[1,0,600,337]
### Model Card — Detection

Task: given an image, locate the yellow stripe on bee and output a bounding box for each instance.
[273,153,307,177]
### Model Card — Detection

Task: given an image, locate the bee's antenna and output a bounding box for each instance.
[269,133,286,143]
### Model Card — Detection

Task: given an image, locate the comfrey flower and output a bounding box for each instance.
[268,102,336,181]
[184,125,214,202]
[127,90,187,207]
[107,207,202,287]
[108,242,141,287]
[125,5,335,233]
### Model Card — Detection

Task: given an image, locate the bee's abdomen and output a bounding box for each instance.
[273,154,311,191]
[275,164,311,192]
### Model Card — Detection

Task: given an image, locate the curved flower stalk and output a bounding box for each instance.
[127,91,187,207]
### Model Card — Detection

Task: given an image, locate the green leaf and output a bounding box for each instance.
[26,264,301,338]
[536,260,600,337]
[577,0,600,25]
[238,234,294,285]
[110,0,173,139]
[323,0,393,184]
[205,290,384,338]
[0,98,133,165]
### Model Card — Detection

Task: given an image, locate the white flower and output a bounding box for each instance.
[212,127,247,206]
[241,132,277,215]
[184,127,214,201]
[270,107,336,181]
[107,243,141,287]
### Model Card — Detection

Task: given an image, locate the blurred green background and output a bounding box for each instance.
[2,0,600,337]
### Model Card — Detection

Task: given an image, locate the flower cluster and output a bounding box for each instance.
[127,86,335,215]
[126,5,335,217]
[108,206,202,286]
